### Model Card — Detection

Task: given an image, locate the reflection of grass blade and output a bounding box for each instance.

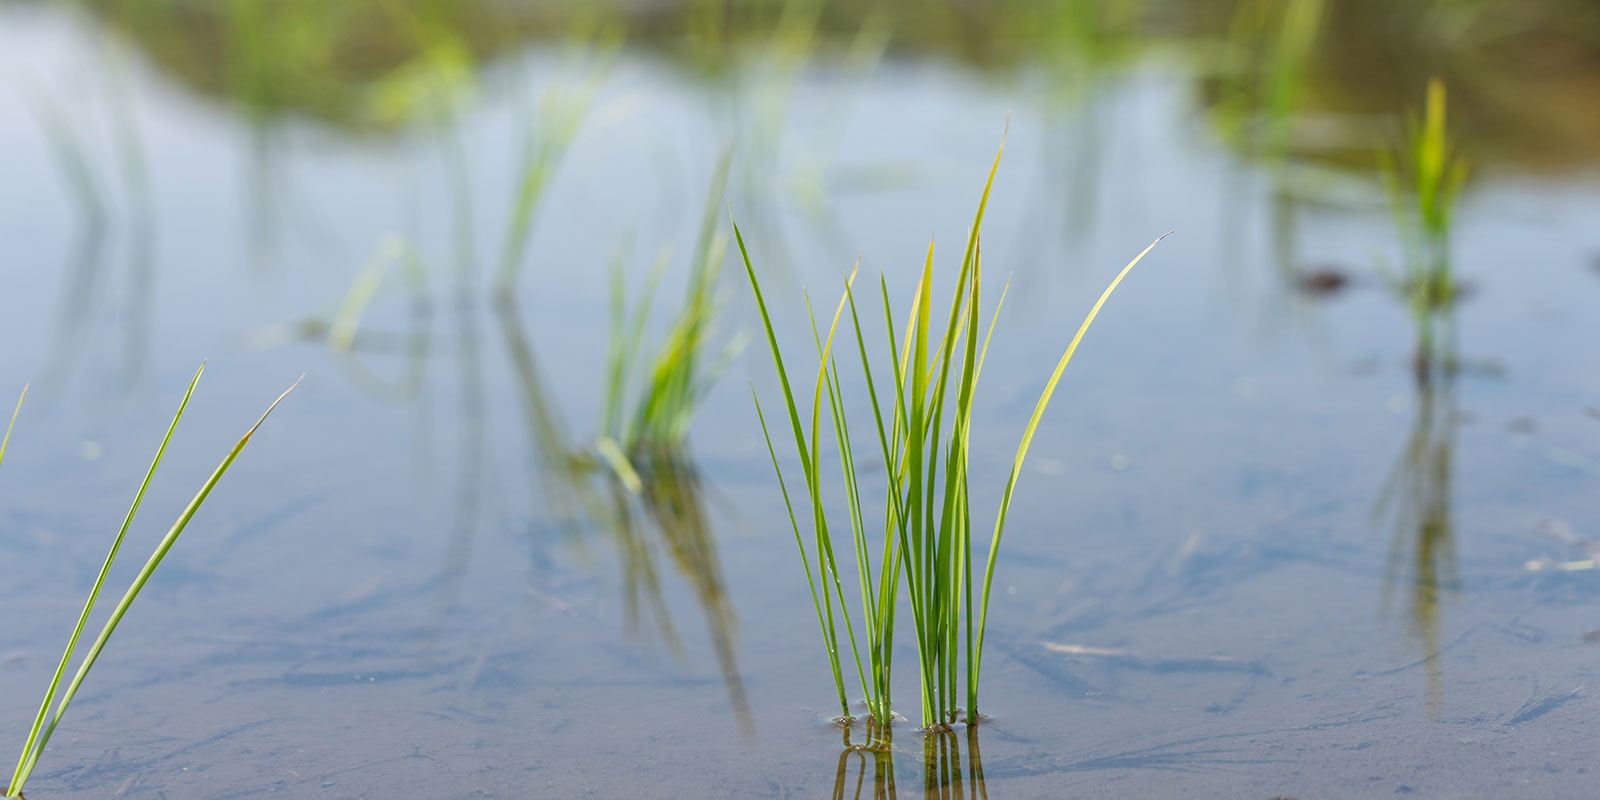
[32,96,106,226]
[1374,367,1459,711]
[494,20,620,294]
[7,367,300,797]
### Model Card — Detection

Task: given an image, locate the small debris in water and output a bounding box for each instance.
[1290,266,1352,298]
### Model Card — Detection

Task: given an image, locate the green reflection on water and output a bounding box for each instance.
[833,724,988,800]
[61,0,1600,170]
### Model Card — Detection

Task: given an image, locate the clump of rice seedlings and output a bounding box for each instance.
[3,366,298,799]
[1379,78,1469,366]
[738,135,1165,742]
[597,149,746,482]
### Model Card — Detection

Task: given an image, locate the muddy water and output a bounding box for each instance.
[2,4,1600,798]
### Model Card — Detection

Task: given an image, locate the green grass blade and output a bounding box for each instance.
[733,214,813,477]
[9,364,204,795]
[0,385,24,472]
[969,234,1167,719]
[12,372,301,793]
[804,279,874,710]
[736,214,853,718]
[752,387,847,715]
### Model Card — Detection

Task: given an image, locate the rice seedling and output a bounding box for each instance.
[738,135,1165,742]
[597,149,747,478]
[1379,78,1470,365]
[3,366,299,799]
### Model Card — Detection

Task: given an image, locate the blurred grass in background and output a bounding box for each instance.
[38,0,1597,172]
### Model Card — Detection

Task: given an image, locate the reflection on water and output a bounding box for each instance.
[30,50,158,399]
[295,236,756,731]
[834,725,987,800]
[493,295,753,734]
[64,0,1600,174]
[1374,342,1460,713]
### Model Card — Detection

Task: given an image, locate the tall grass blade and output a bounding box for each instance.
[0,386,23,472]
[7,371,301,796]
[970,232,1168,718]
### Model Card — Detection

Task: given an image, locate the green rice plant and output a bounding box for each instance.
[598,149,747,478]
[3,366,299,798]
[738,137,1165,741]
[1379,78,1470,362]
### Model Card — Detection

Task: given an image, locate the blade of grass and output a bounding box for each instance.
[969,233,1168,718]
[9,364,204,795]
[0,385,24,472]
[9,371,302,794]
[736,213,853,718]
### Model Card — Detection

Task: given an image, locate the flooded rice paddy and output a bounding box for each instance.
[2,2,1600,797]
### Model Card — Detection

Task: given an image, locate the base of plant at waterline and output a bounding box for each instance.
[1399,274,1474,310]
[917,708,992,734]
[4,787,23,799]
[833,705,994,750]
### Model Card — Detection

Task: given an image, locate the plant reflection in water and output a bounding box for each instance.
[833,723,988,800]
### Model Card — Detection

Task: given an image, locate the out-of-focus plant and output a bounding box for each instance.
[1380,78,1470,365]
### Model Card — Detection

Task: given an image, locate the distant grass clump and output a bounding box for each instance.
[597,149,746,488]
[1380,77,1469,364]
[739,136,1164,743]
[3,365,298,799]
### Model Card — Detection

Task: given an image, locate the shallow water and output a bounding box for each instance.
[3,3,1600,798]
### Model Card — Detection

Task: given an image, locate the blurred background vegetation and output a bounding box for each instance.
[35,0,1600,171]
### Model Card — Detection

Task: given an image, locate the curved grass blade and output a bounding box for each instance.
[9,365,204,796]
[736,213,856,718]
[969,233,1169,718]
[9,372,302,795]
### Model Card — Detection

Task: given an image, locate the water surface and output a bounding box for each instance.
[2,3,1600,797]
